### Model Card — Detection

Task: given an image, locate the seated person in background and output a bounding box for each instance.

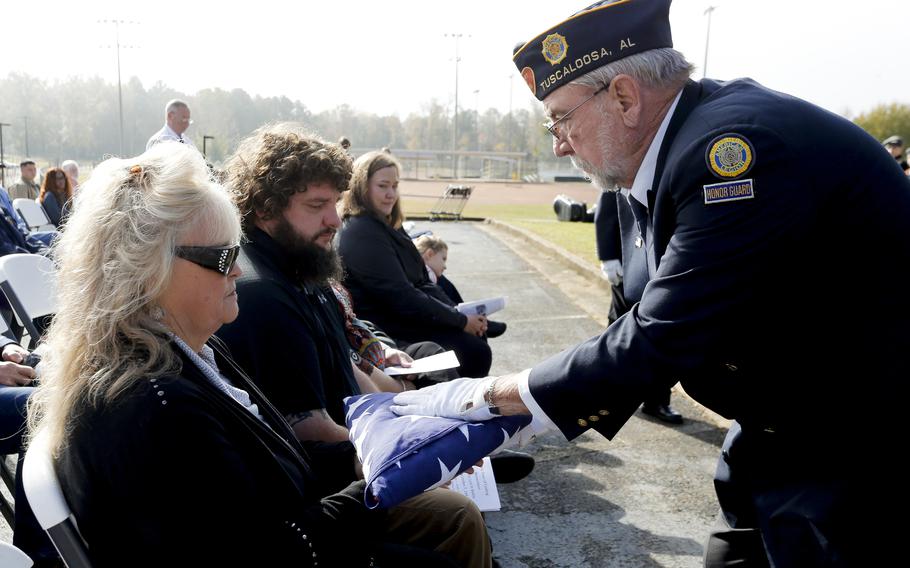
[330,281,459,389]
[0,185,53,253]
[61,160,80,192]
[26,143,483,567]
[414,234,507,339]
[217,124,492,568]
[1,334,57,566]
[37,167,73,226]
[338,151,492,378]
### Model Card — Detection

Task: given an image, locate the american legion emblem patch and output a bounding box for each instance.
[703,133,755,205]
[541,33,568,65]
[705,134,754,179]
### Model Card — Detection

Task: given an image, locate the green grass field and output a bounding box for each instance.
[401,201,599,267]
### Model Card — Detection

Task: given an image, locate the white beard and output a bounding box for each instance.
[571,154,621,192]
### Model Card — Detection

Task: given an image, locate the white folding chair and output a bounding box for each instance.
[11,200,55,233]
[23,430,92,568]
[0,254,57,347]
[0,539,33,567]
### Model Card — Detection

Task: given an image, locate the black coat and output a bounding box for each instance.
[531,77,910,439]
[528,78,910,562]
[337,214,467,338]
[218,229,361,425]
[57,339,383,567]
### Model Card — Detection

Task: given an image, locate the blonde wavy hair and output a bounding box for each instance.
[339,150,405,228]
[413,234,448,256]
[27,142,241,455]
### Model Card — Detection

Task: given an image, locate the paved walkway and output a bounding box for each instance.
[416,219,730,568]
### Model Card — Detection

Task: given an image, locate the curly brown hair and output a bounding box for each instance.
[225,123,352,231]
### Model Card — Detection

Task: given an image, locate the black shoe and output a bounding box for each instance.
[489,449,535,484]
[486,320,507,338]
[641,403,684,425]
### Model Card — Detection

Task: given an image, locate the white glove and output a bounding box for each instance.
[391,376,497,421]
[601,259,623,286]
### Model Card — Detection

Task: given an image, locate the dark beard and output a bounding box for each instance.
[271,217,343,285]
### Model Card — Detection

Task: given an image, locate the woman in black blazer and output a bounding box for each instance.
[337,151,492,378]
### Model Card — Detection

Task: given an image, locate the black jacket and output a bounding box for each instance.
[57,339,383,567]
[218,228,361,424]
[530,77,910,441]
[337,214,466,338]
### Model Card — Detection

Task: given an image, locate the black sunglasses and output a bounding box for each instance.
[174,245,240,276]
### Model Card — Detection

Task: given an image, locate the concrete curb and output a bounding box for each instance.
[484,217,612,294]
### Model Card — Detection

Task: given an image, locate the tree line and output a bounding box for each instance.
[2,71,904,173]
[0,72,553,167]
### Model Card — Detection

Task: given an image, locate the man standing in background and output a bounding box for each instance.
[146,99,196,149]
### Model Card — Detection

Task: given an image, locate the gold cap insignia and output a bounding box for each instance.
[541,33,568,65]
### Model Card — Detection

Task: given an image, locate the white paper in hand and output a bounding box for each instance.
[456,296,507,316]
[385,350,460,376]
[447,457,501,512]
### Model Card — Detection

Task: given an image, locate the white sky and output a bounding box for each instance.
[4,0,908,119]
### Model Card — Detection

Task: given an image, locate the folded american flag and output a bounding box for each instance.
[344,392,532,509]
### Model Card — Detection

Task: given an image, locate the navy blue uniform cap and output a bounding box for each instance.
[513,0,673,100]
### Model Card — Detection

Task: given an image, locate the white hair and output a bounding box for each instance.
[27,142,240,455]
[570,48,694,92]
[165,98,190,116]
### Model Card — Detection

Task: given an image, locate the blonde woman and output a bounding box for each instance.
[26,143,394,567]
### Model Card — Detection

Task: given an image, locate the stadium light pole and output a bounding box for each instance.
[22,116,29,157]
[703,6,716,78]
[445,33,469,179]
[99,19,139,156]
[507,74,514,153]
[0,122,10,187]
[473,89,481,151]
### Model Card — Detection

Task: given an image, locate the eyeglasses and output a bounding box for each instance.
[175,245,240,276]
[542,83,609,140]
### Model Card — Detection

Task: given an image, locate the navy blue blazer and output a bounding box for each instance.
[530,78,910,442]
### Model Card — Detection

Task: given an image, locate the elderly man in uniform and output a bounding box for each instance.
[391,1,910,566]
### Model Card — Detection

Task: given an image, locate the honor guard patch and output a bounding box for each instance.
[703,179,755,205]
[541,33,569,65]
[705,134,754,179]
